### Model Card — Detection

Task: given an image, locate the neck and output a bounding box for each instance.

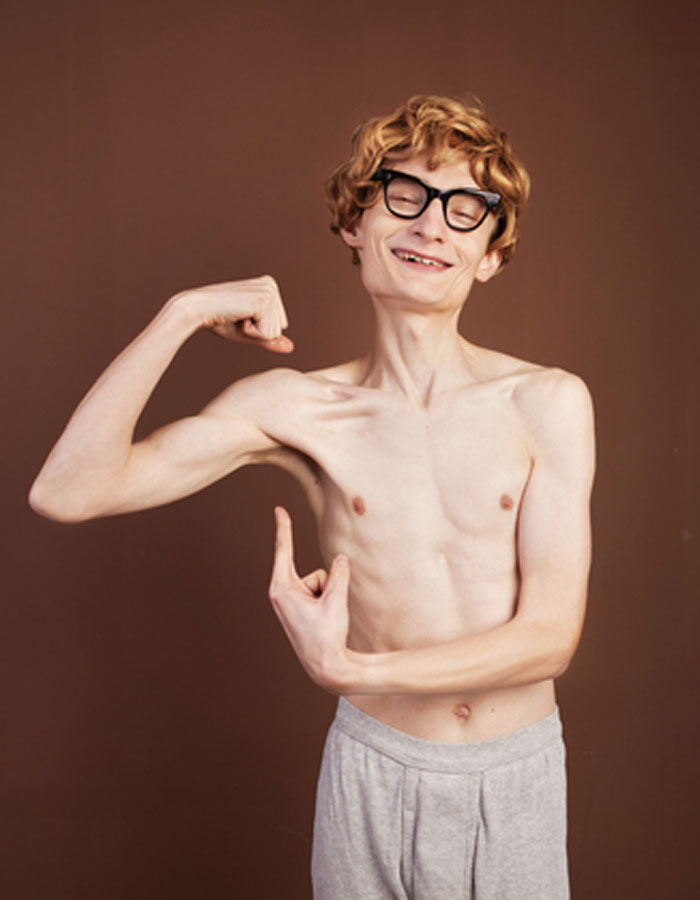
[363,303,477,406]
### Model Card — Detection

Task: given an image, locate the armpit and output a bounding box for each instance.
[255,446,324,519]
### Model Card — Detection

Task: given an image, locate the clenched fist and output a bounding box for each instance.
[170,275,294,353]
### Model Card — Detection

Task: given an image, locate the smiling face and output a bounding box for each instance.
[340,155,502,314]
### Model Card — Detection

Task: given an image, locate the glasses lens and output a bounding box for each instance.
[446,192,488,230]
[384,176,427,217]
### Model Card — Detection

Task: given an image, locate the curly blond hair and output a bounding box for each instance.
[326,95,530,268]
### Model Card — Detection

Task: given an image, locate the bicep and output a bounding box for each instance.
[106,370,294,514]
[107,367,318,515]
[515,375,596,652]
[104,409,277,514]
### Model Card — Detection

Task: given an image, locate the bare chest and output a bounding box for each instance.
[278,385,532,555]
[258,377,534,648]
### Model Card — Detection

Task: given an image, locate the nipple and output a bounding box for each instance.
[352,496,366,516]
[453,703,471,721]
[500,494,514,510]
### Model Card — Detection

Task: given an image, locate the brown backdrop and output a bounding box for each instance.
[3,0,699,897]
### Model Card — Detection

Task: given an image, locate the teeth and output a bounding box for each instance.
[396,250,444,267]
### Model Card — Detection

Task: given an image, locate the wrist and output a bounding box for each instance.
[159,290,208,337]
[332,648,378,695]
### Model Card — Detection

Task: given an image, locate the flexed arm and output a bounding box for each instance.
[29,277,293,522]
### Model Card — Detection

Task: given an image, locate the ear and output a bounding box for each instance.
[339,222,363,250]
[475,247,502,283]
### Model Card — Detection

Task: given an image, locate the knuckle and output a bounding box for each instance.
[259,274,278,292]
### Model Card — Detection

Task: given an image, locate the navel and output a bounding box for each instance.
[500,494,514,510]
[352,496,366,516]
[453,702,471,721]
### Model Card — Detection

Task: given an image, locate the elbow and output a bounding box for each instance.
[520,618,581,682]
[550,653,572,680]
[28,476,92,523]
[549,633,581,680]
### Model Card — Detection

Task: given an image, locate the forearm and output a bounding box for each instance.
[29,296,199,520]
[340,617,575,696]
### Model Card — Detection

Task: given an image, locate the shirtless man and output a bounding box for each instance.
[30,96,595,899]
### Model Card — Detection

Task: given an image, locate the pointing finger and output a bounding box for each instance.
[271,506,297,586]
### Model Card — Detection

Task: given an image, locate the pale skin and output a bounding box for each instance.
[30,154,595,743]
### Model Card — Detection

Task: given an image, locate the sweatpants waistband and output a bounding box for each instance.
[333,698,563,774]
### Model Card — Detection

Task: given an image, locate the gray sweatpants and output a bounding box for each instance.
[312,699,569,900]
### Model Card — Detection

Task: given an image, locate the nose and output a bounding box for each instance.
[410,197,448,241]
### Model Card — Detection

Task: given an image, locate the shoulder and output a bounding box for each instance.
[231,356,367,393]
[202,366,314,419]
[512,366,596,479]
[513,366,594,423]
[203,358,366,418]
[221,365,321,399]
[465,342,595,469]
[469,343,594,428]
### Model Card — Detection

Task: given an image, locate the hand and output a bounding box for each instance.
[170,275,294,353]
[268,506,353,691]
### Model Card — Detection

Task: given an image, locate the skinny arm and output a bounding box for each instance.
[29,278,292,522]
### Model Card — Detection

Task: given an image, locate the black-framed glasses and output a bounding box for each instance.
[372,167,502,233]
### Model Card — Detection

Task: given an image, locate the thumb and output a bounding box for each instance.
[263,334,295,354]
[323,554,351,601]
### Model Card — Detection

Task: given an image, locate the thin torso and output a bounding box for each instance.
[237,344,559,742]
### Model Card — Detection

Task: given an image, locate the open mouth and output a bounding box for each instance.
[391,248,451,269]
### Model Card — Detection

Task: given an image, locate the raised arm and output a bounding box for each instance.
[29,277,294,522]
[268,372,596,695]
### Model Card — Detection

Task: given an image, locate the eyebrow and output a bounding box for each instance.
[381,168,487,194]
